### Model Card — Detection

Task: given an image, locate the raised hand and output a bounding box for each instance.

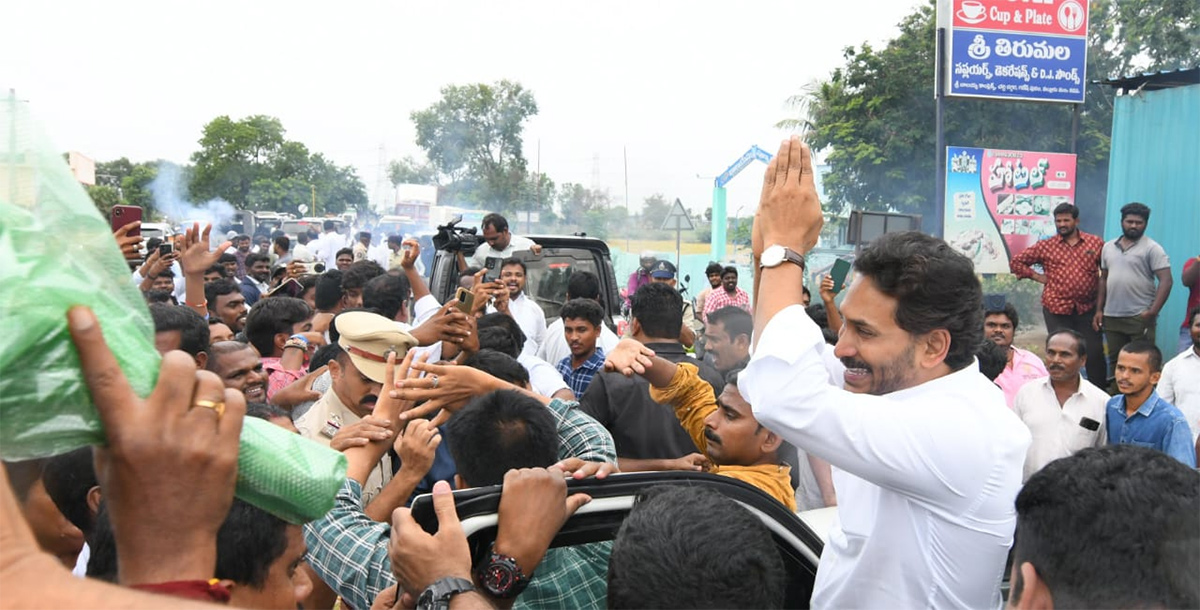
[68,306,245,585]
[178,223,232,275]
[756,136,824,256]
[395,419,442,480]
[410,301,472,347]
[400,239,421,269]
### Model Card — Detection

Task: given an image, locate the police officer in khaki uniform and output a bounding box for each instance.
[294,311,417,502]
[648,260,703,348]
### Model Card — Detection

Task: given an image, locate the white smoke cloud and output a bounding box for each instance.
[149,162,236,231]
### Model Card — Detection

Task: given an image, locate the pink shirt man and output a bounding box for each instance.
[995,346,1049,409]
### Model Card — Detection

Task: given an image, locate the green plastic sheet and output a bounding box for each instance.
[0,93,345,524]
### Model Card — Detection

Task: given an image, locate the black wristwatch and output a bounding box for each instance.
[416,576,475,610]
[475,551,532,599]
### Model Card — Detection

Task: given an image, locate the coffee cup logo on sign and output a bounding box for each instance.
[958,0,986,23]
[1057,0,1085,32]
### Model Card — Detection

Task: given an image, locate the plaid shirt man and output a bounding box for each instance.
[303,398,616,610]
[702,286,751,322]
[1009,230,1104,315]
[556,347,606,397]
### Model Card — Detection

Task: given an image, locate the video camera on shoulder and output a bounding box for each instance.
[432,215,480,256]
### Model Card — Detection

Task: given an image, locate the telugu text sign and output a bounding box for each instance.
[943,146,1077,274]
[949,30,1087,102]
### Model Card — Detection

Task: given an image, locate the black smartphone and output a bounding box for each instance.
[830,258,852,294]
[454,287,475,314]
[159,243,174,257]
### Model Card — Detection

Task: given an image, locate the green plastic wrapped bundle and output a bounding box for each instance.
[0,93,345,524]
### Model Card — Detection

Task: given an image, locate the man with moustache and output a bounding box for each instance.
[1096,202,1172,380]
[232,234,252,280]
[740,137,1029,608]
[1012,330,1108,481]
[206,279,249,336]
[702,266,750,323]
[206,341,270,405]
[986,303,1048,408]
[1011,203,1107,384]
[294,312,418,502]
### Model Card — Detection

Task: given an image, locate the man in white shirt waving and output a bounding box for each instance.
[740,137,1030,608]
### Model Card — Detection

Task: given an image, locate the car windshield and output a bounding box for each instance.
[519,248,602,322]
[281,220,311,236]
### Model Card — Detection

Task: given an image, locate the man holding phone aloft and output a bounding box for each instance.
[740,137,1029,608]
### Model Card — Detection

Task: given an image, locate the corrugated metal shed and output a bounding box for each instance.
[1101,68,1200,357]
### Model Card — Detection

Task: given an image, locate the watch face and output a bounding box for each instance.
[481,562,518,594]
[762,245,784,266]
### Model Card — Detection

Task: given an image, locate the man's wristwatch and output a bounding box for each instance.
[759,245,806,271]
[416,576,475,610]
[475,551,532,599]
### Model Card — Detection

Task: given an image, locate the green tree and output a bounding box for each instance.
[190,115,287,207]
[387,155,438,187]
[189,115,367,215]
[410,80,538,210]
[787,0,1198,231]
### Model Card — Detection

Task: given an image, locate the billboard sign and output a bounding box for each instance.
[946,0,1088,103]
[943,146,1077,274]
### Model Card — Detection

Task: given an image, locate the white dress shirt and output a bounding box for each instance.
[312,231,348,269]
[1158,347,1200,441]
[488,292,547,357]
[517,352,569,398]
[1012,375,1108,481]
[739,305,1030,609]
[468,234,535,268]
[537,317,620,368]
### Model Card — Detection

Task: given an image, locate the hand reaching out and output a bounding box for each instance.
[400,239,421,269]
[603,338,656,377]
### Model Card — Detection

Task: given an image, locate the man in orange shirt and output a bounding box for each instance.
[604,338,796,510]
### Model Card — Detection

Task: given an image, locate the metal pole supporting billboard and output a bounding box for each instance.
[935,27,947,238]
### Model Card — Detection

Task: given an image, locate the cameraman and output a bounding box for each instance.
[460,213,542,271]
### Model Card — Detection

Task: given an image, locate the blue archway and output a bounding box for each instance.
[710,145,773,260]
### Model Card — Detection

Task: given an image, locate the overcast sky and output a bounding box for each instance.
[2,0,922,217]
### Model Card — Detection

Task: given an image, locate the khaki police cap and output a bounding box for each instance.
[334,311,418,384]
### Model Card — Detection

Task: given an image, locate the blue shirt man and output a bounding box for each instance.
[555,298,609,397]
[1105,340,1196,467]
[558,348,606,397]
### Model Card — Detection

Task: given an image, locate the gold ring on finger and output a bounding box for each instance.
[193,399,226,418]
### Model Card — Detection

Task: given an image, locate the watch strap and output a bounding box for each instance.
[760,246,806,270]
[417,576,475,610]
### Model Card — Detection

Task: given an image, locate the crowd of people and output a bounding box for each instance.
[3,137,1197,609]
